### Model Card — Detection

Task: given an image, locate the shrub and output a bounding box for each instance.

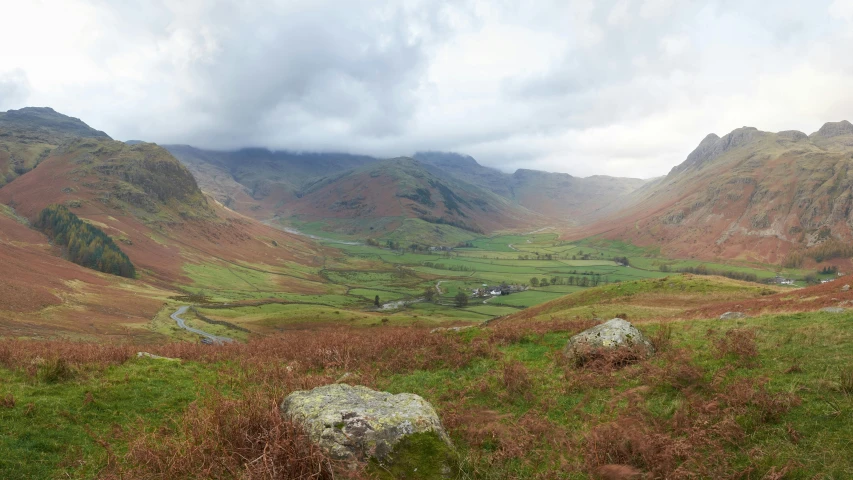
[37,358,74,383]
[713,328,759,367]
[119,391,335,479]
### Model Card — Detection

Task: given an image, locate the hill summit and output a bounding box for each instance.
[589,120,853,267]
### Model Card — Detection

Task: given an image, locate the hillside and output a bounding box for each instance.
[414,151,648,224]
[171,147,648,231]
[0,107,110,186]
[282,157,542,241]
[165,145,376,217]
[0,111,334,338]
[2,276,851,478]
[581,121,853,268]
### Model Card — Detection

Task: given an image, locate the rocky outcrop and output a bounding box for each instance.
[281,384,452,466]
[564,318,654,363]
[820,307,846,314]
[813,120,853,138]
[777,130,808,142]
[719,312,747,320]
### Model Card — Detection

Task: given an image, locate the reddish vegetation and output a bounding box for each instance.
[0,143,340,337]
[0,315,803,478]
[682,275,853,320]
[563,126,853,268]
[0,152,326,286]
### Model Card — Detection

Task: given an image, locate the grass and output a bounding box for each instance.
[0,358,216,479]
[164,231,811,343]
[0,307,850,478]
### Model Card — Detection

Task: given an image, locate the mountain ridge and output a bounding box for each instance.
[577,120,853,268]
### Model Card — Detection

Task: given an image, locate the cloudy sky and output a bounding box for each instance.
[2,0,852,178]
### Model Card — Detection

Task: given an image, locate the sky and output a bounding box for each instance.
[1,0,852,179]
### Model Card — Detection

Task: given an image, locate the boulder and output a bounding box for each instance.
[564,318,654,363]
[842,284,850,292]
[281,384,452,469]
[719,311,747,320]
[820,307,846,314]
[136,352,179,361]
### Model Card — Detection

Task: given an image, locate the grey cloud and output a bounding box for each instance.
[7,0,853,179]
[0,70,30,110]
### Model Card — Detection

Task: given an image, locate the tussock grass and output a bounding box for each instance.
[0,311,850,478]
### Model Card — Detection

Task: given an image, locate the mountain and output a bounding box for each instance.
[281,157,542,242]
[0,108,330,337]
[165,145,376,217]
[170,147,648,231]
[414,151,648,224]
[586,121,853,267]
[0,107,111,186]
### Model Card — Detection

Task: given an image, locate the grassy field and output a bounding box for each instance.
[170,231,823,341]
[1,280,851,478]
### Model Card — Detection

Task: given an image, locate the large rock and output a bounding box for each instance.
[281,384,452,467]
[719,311,747,320]
[564,318,654,363]
[820,307,846,314]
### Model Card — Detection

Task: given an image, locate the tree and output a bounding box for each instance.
[454,291,468,307]
[424,287,436,302]
[530,277,539,287]
[539,278,549,286]
[374,295,380,307]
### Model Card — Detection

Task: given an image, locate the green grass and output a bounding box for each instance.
[376,311,853,478]
[0,359,217,479]
[2,308,852,478]
[166,231,804,342]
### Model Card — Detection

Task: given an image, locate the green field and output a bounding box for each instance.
[176,231,823,339]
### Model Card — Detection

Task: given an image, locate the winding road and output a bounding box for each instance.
[171,306,233,345]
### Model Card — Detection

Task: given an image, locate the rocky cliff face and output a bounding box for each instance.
[593,121,853,266]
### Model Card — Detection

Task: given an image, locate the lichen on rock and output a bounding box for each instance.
[281,383,453,470]
[564,318,654,364]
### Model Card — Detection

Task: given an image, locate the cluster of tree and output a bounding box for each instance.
[454,291,468,307]
[612,256,630,266]
[417,215,484,234]
[423,287,437,302]
[423,261,472,272]
[530,274,604,287]
[456,241,474,248]
[820,265,839,275]
[35,204,135,278]
[807,240,853,263]
[783,238,853,268]
[516,253,555,260]
[662,264,758,283]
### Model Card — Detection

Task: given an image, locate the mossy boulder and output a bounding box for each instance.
[281,384,453,474]
[564,318,654,363]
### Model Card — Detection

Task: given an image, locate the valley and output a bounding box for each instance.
[1,106,852,479]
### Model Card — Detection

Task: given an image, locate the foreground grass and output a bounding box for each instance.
[0,306,850,479]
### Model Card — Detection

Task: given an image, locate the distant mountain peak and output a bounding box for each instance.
[0,106,111,140]
[813,120,853,138]
[777,130,808,142]
[670,127,764,176]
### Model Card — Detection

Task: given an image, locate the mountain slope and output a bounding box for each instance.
[0,138,325,285]
[0,109,335,337]
[165,145,376,217]
[173,147,649,229]
[0,107,110,186]
[283,157,542,240]
[585,121,853,267]
[415,151,648,224]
